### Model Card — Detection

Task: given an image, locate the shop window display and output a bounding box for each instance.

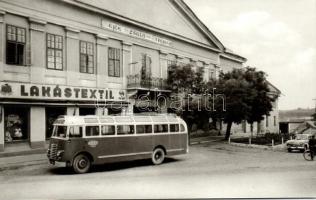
[4,107,29,142]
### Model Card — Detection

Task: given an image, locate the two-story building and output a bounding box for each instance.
[0,0,246,152]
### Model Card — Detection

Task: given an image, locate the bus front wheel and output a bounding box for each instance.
[73,154,91,174]
[152,148,165,165]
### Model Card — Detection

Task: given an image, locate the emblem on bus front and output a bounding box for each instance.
[87,140,98,148]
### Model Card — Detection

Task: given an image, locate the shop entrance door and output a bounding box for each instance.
[79,107,95,116]
[46,107,66,139]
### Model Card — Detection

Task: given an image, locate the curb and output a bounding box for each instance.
[0,148,46,158]
[190,139,221,145]
[229,142,286,152]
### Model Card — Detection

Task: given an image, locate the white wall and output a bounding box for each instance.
[30,107,45,148]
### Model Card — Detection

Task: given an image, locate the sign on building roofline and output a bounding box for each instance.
[0,82,126,102]
[101,20,172,47]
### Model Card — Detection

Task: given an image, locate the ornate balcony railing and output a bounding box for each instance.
[127,74,169,90]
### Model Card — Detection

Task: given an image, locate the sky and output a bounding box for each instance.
[185,0,316,110]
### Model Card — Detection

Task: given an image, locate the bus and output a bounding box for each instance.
[47,114,188,173]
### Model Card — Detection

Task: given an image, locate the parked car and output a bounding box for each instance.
[286,133,314,152]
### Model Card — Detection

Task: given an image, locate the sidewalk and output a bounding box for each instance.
[0,143,48,171]
[0,153,47,171]
[0,142,48,158]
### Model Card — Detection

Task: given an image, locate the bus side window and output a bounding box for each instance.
[117,125,134,135]
[145,125,152,133]
[170,124,179,133]
[86,126,100,137]
[69,126,83,138]
[136,125,145,134]
[136,125,152,134]
[180,124,185,132]
[154,124,168,133]
[101,125,115,136]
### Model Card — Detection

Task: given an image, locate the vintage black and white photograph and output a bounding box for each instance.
[0,0,315,199]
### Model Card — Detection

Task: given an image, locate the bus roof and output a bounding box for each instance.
[53,114,184,125]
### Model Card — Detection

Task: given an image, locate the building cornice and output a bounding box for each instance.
[29,17,47,25]
[220,53,247,63]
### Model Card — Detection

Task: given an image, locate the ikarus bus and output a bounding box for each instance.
[47,114,189,173]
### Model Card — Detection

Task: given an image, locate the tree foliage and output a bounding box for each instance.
[167,64,276,140]
[167,64,208,132]
[212,67,275,140]
[167,64,199,93]
[244,67,276,125]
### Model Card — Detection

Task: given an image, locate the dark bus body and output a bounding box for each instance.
[47,114,188,173]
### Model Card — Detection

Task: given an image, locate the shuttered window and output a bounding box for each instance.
[108,47,121,77]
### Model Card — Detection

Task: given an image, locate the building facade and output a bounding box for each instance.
[0,0,246,152]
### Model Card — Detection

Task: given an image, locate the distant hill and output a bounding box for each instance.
[279,108,315,122]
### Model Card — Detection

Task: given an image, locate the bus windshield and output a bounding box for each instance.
[53,126,67,138]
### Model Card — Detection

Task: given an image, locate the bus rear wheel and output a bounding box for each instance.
[152,148,165,165]
[73,154,91,174]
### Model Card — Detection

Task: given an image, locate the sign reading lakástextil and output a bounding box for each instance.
[0,82,126,101]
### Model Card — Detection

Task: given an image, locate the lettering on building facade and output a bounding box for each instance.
[0,82,126,101]
[101,21,172,47]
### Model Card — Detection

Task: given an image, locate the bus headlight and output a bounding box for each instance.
[57,150,64,158]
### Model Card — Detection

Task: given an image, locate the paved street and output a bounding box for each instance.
[0,142,315,199]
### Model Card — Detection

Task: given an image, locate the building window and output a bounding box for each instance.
[167,60,177,79]
[266,115,269,127]
[108,47,121,77]
[209,69,215,80]
[6,25,26,65]
[47,33,63,70]
[167,60,177,68]
[141,54,152,79]
[80,41,94,74]
[274,116,277,126]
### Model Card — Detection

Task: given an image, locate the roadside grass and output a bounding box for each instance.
[190,129,222,139]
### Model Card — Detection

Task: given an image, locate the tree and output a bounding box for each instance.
[215,69,254,140]
[167,64,196,93]
[244,67,276,136]
[167,63,207,132]
[214,67,275,140]
[312,112,316,121]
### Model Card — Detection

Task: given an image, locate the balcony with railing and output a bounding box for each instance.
[127,74,169,91]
